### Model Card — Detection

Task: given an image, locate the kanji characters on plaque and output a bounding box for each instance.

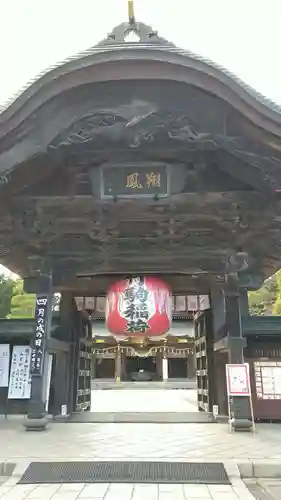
[30,295,49,376]
[8,346,31,399]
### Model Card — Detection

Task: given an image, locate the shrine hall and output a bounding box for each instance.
[2,5,281,431]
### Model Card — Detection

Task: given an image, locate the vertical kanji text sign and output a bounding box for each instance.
[30,295,49,376]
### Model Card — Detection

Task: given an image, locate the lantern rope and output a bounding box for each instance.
[93,346,194,356]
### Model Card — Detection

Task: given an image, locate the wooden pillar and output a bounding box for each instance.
[162,354,168,381]
[121,352,127,380]
[156,351,163,380]
[91,352,96,379]
[24,274,53,431]
[51,351,68,416]
[239,288,250,316]
[224,273,251,430]
[187,351,196,379]
[115,345,122,383]
[59,292,79,415]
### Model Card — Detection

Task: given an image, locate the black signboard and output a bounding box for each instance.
[102,166,168,197]
[30,295,49,376]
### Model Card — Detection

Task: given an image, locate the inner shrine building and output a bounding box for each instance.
[77,293,208,383]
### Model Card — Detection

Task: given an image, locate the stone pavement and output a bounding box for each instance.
[1,420,281,461]
[0,419,280,499]
[0,480,255,500]
[245,478,281,500]
[90,388,198,413]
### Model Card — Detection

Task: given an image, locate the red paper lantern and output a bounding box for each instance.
[106,277,172,338]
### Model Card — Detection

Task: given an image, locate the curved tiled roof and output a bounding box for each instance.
[0,21,280,118]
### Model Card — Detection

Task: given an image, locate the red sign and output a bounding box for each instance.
[106,277,172,339]
[226,363,251,397]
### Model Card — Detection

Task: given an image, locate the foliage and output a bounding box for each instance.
[248,271,281,316]
[1,276,61,319]
[8,280,36,319]
[272,270,281,316]
[0,274,14,318]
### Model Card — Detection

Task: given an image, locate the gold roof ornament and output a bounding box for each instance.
[128,0,135,24]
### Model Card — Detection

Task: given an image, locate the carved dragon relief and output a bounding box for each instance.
[49,108,216,150]
[48,104,281,190]
[0,95,278,194]
[45,101,257,150]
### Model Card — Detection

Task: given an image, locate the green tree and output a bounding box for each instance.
[0,274,14,318]
[248,274,277,316]
[9,280,36,319]
[272,270,281,315]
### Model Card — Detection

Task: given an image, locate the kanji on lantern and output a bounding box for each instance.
[105,277,172,338]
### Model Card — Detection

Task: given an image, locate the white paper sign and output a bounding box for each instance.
[226,363,251,397]
[213,405,219,417]
[8,346,31,400]
[61,405,68,417]
[0,344,10,388]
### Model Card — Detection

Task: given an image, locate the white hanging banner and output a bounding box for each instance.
[44,354,53,412]
[8,346,31,400]
[199,295,210,311]
[175,296,187,311]
[85,297,95,310]
[187,296,198,311]
[0,344,10,388]
[75,297,84,311]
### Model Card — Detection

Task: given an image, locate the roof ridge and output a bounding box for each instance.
[0,21,280,116]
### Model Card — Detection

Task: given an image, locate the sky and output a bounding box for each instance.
[0,0,281,106]
[0,0,280,276]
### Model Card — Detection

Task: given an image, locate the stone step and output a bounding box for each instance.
[91,381,197,391]
[0,463,16,476]
[65,411,215,423]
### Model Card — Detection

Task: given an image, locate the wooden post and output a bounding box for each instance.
[91,351,96,379]
[224,273,251,431]
[155,351,162,380]
[115,345,121,383]
[187,351,195,379]
[24,274,53,431]
[162,351,168,381]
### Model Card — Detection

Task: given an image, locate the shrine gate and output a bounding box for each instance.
[1,13,281,431]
